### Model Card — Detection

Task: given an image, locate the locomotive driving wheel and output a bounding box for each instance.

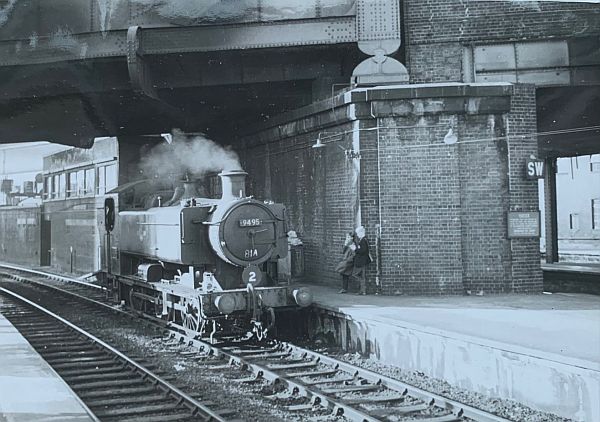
[180,296,202,333]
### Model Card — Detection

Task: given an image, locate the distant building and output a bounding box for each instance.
[0,142,69,206]
[539,154,600,263]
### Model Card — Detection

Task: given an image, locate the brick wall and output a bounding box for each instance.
[369,110,516,294]
[458,113,512,293]
[403,0,600,83]
[373,116,463,294]
[506,84,544,292]
[241,119,359,287]
[240,83,542,294]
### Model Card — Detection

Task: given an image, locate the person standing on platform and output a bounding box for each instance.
[352,226,371,295]
[335,232,356,293]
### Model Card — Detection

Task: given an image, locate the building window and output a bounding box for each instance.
[591,154,600,173]
[106,164,118,192]
[472,40,570,86]
[76,169,85,195]
[97,163,118,195]
[44,177,50,199]
[67,171,78,197]
[51,175,57,199]
[593,199,600,230]
[97,166,105,195]
[84,168,95,195]
[569,213,580,231]
[58,173,66,199]
[556,157,571,175]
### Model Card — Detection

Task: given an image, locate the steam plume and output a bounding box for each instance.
[140,130,242,180]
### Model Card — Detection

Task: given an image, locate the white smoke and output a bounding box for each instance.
[0,0,18,27]
[96,0,125,33]
[139,130,242,180]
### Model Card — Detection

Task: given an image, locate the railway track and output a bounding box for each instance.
[0,287,229,422]
[0,264,511,422]
[163,335,510,422]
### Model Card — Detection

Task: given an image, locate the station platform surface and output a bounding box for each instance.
[542,261,600,295]
[0,312,97,422]
[542,261,600,275]
[305,283,600,421]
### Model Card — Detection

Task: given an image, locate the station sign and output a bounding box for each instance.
[525,159,545,179]
[507,211,540,238]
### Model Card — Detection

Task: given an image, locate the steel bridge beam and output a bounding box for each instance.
[0,17,356,68]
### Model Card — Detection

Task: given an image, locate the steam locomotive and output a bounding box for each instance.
[101,169,312,341]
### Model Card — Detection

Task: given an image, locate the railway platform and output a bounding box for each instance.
[306,283,600,422]
[0,311,97,422]
[543,261,600,295]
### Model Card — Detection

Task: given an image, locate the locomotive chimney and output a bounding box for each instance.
[182,174,199,199]
[219,170,247,201]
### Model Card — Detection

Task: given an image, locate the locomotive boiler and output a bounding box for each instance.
[102,170,312,341]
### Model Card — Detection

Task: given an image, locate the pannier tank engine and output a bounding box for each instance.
[103,170,312,341]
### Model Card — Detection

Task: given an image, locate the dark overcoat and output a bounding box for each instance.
[335,246,355,276]
[353,237,370,268]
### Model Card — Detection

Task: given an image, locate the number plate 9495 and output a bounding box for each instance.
[239,218,261,227]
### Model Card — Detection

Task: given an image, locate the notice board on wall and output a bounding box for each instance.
[508,211,540,238]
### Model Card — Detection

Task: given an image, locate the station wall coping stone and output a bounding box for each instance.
[242,82,515,138]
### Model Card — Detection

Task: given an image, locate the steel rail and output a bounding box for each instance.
[0,265,512,422]
[171,332,381,422]
[281,342,512,422]
[0,262,105,290]
[0,287,228,422]
[168,329,511,422]
[0,269,132,317]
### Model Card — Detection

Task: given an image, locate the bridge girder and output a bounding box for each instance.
[0,0,406,146]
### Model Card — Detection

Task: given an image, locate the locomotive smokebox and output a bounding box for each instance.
[219,170,248,200]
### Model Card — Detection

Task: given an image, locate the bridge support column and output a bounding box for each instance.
[352,0,409,85]
[240,83,542,294]
[544,158,559,263]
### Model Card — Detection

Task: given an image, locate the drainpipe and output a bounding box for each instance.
[375,224,381,293]
[70,246,74,273]
[375,120,383,294]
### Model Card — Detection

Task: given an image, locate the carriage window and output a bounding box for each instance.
[97,163,118,195]
[58,173,66,199]
[51,175,57,199]
[67,171,77,197]
[84,168,95,195]
[44,177,50,199]
[75,169,84,195]
[105,164,118,192]
[97,166,105,194]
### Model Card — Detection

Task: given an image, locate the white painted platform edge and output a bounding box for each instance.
[316,303,600,373]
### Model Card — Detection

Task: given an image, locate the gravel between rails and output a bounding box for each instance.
[325,349,573,422]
